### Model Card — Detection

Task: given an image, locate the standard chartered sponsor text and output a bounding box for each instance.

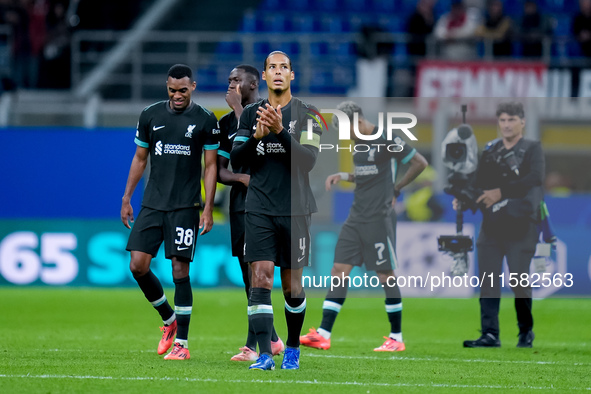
[164,144,191,156]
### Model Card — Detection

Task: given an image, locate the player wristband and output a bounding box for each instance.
[338,172,349,181]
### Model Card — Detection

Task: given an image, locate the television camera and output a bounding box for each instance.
[437,105,480,276]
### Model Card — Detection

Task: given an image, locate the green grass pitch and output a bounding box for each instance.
[0,287,589,393]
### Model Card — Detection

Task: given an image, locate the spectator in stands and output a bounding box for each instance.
[573,0,591,57]
[23,0,49,88]
[355,24,394,96]
[475,0,512,58]
[406,0,436,58]
[434,0,480,60]
[39,0,72,88]
[520,0,552,58]
[5,0,32,88]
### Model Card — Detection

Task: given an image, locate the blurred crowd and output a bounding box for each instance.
[0,0,142,91]
[1,0,590,92]
[0,0,74,90]
[407,0,591,59]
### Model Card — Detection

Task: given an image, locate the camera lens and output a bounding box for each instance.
[446,143,467,162]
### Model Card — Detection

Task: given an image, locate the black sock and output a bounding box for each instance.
[239,258,257,350]
[384,280,402,335]
[284,290,306,348]
[245,289,257,350]
[270,326,279,343]
[134,270,174,322]
[318,281,348,334]
[319,298,345,334]
[249,287,273,356]
[174,276,192,342]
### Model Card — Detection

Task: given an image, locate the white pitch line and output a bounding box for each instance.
[0,374,589,391]
[27,349,591,367]
[307,353,591,366]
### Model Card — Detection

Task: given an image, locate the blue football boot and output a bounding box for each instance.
[280,347,300,370]
[249,354,275,370]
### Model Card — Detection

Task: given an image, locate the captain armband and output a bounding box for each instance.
[300,132,320,149]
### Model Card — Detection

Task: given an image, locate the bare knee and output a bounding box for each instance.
[281,268,303,298]
[250,261,274,289]
[282,281,302,299]
[376,270,394,283]
[129,252,152,277]
[171,258,190,279]
[330,263,353,284]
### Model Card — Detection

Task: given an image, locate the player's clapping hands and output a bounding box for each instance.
[257,103,283,134]
[253,119,270,140]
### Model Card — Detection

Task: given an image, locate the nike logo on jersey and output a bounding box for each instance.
[228,132,237,139]
[297,255,306,263]
[177,246,189,251]
[252,125,256,130]
[376,259,387,265]
[153,125,165,131]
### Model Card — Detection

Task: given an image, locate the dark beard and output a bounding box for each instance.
[272,88,283,95]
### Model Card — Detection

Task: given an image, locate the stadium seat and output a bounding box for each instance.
[320,15,348,33]
[260,0,311,12]
[503,0,524,17]
[310,42,329,59]
[538,0,571,13]
[254,41,272,57]
[370,0,397,13]
[348,13,374,33]
[378,15,404,33]
[240,11,260,32]
[317,0,341,12]
[291,14,319,33]
[330,42,356,59]
[276,42,301,59]
[196,68,220,91]
[343,0,368,13]
[567,41,583,57]
[216,41,243,59]
[262,14,288,32]
[553,14,573,37]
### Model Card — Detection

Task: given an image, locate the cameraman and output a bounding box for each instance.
[454,102,545,348]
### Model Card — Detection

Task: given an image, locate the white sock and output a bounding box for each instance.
[175,339,188,348]
[389,332,403,343]
[163,313,176,326]
[317,328,331,339]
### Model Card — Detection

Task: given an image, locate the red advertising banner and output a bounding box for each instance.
[416,60,548,98]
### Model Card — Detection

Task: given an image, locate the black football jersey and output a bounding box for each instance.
[135,100,219,211]
[218,110,248,213]
[348,130,416,222]
[231,97,322,216]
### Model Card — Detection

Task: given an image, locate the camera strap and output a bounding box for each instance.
[489,138,530,176]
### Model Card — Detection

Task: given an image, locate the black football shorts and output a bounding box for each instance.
[229,211,245,257]
[126,206,200,261]
[333,214,398,271]
[243,212,311,269]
